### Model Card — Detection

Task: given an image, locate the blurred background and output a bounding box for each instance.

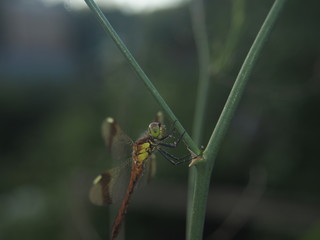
[0,0,319,239]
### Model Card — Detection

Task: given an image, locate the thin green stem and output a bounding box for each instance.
[190,0,211,145]
[187,0,210,238]
[84,0,199,154]
[187,0,287,239]
[214,0,246,74]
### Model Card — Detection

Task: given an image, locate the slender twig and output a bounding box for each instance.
[187,0,287,239]
[84,0,200,155]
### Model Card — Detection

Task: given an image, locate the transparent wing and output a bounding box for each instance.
[90,117,133,206]
[89,155,157,206]
[89,160,131,205]
[101,117,133,163]
[154,111,165,125]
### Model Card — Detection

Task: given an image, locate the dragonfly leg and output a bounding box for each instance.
[167,120,177,136]
[158,131,185,148]
[158,120,178,141]
[157,147,191,165]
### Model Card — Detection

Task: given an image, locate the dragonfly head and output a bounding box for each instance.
[148,122,164,139]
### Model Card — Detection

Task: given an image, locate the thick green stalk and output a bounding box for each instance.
[84,0,199,154]
[187,0,287,239]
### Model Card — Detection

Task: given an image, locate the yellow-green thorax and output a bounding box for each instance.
[133,139,151,165]
[133,122,164,165]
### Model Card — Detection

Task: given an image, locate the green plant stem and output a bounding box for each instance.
[187,0,286,239]
[84,0,199,155]
[190,0,211,145]
[214,0,246,74]
[187,0,210,238]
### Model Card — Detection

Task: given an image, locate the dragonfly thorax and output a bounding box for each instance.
[133,138,155,165]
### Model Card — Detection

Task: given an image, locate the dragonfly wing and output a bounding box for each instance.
[102,117,133,163]
[89,160,132,206]
[145,153,156,183]
[90,117,133,206]
[154,111,165,125]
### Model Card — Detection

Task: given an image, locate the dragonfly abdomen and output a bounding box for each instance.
[111,163,143,239]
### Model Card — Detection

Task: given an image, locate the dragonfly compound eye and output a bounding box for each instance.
[148,122,161,138]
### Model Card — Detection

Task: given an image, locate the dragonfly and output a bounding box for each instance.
[89,115,190,239]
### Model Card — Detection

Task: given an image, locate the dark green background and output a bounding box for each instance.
[1,0,319,239]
